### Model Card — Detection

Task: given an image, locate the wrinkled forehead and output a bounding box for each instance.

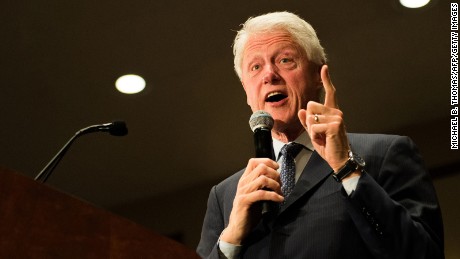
[242,30,306,61]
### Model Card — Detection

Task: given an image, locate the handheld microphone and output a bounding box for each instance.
[249,111,276,215]
[34,121,128,183]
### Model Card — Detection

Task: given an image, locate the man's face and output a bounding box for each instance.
[241,30,321,133]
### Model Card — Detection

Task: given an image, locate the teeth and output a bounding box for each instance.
[266,91,287,103]
[267,92,282,98]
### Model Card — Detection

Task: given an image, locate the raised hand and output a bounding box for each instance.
[298,65,350,172]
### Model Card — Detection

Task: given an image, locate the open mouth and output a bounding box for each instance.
[265,92,287,103]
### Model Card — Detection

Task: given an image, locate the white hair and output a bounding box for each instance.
[233,11,327,80]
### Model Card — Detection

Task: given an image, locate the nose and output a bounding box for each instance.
[262,65,280,84]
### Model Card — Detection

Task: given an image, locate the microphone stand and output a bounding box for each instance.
[34,131,83,183]
[34,122,127,183]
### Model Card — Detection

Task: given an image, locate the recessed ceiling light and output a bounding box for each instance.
[399,0,430,8]
[115,74,146,94]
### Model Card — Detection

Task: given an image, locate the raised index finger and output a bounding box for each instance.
[321,65,338,108]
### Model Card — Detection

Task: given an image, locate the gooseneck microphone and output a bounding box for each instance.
[34,121,128,183]
[76,121,128,136]
[249,111,276,215]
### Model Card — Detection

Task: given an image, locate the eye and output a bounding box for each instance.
[251,64,261,71]
[280,58,292,64]
[278,57,297,69]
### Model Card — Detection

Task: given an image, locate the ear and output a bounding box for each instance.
[311,64,324,103]
[315,64,323,86]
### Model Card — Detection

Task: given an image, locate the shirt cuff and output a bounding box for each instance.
[342,175,360,195]
[218,240,242,259]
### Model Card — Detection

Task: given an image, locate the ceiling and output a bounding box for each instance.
[0,0,451,209]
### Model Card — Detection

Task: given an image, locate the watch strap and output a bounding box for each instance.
[332,159,359,182]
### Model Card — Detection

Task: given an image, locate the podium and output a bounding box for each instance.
[0,167,200,258]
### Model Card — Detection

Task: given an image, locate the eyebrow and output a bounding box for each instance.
[245,47,300,64]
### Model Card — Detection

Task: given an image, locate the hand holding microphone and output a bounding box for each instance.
[249,111,278,215]
[220,111,282,245]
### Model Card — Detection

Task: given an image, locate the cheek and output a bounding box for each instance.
[292,79,317,105]
[243,78,261,102]
[243,86,259,108]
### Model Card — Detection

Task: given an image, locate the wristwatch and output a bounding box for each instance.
[332,150,366,182]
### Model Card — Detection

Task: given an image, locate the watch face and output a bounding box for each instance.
[352,153,366,167]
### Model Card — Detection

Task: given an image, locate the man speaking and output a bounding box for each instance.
[197,11,444,259]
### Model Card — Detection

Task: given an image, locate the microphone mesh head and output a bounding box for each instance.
[249,110,274,132]
[110,121,128,136]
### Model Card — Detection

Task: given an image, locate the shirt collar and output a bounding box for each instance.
[273,130,314,161]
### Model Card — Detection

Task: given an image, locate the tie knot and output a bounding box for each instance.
[281,142,303,159]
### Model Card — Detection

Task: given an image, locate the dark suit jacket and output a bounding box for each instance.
[197,134,444,259]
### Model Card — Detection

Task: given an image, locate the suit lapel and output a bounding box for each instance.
[278,151,332,214]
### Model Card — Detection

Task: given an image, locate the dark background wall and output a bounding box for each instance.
[1,0,458,258]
